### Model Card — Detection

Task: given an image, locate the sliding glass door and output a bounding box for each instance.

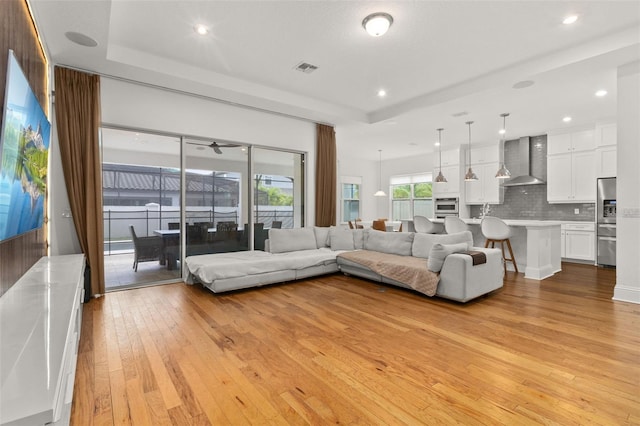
[184,138,250,256]
[101,127,306,291]
[102,128,182,290]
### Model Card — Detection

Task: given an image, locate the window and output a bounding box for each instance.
[341,177,361,222]
[391,174,433,220]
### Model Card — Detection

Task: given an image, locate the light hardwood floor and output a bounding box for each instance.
[71,263,639,425]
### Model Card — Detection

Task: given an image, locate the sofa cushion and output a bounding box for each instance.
[329,226,355,251]
[427,242,470,272]
[269,228,317,253]
[353,229,365,249]
[412,231,473,259]
[313,226,330,248]
[364,229,414,256]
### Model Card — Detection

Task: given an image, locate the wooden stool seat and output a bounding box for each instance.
[484,237,518,274]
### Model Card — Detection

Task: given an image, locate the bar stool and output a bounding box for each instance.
[444,216,468,234]
[413,215,444,234]
[481,216,518,274]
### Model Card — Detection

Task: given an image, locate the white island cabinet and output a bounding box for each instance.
[433,218,562,280]
[0,255,85,426]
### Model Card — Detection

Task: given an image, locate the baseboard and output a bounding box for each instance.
[612,285,640,304]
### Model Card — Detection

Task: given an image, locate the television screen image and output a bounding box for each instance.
[0,50,50,242]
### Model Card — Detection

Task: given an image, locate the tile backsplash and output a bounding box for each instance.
[470,185,595,221]
[468,134,595,222]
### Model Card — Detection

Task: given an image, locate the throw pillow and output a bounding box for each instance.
[364,229,414,256]
[268,228,317,253]
[427,242,469,272]
[329,227,355,251]
[412,231,473,259]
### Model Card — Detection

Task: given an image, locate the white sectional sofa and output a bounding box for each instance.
[184,226,504,302]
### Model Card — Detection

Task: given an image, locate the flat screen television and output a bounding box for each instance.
[0,50,50,242]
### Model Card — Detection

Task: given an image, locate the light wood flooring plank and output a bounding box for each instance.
[71,263,639,425]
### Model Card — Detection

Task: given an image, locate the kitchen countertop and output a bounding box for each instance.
[432,218,563,227]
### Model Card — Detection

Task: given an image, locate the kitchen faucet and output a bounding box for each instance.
[480,203,491,219]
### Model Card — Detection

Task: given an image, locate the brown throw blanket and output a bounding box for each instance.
[462,250,487,266]
[339,250,440,296]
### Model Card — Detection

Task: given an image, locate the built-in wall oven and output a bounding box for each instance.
[597,177,616,267]
[435,197,459,219]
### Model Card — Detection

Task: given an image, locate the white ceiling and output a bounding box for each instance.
[30,0,640,160]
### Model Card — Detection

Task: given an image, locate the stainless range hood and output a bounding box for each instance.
[502,136,546,186]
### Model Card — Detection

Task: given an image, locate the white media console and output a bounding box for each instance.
[0,254,85,426]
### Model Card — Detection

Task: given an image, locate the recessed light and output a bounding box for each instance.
[513,80,535,89]
[194,24,209,35]
[65,31,98,47]
[563,15,578,25]
[595,90,608,97]
[498,129,506,135]
[377,89,387,98]
[434,141,440,147]
[563,116,572,123]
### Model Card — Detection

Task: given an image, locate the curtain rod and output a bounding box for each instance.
[53,64,335,128]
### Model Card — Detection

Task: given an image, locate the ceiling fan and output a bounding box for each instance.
[188,140,241,154]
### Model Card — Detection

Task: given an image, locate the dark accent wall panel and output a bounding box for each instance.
[0,0,48,297]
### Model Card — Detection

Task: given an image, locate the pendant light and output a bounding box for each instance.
[495,113,512,179]
[434,128,447,183]
[374,149,387,196]
[464,121,479,181]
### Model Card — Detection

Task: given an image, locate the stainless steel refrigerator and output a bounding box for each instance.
[597,177,616,267]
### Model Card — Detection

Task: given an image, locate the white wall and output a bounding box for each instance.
[49,77,315,255]
[49,108,82,255]
[336,150,436,221]
[614,61,640,304]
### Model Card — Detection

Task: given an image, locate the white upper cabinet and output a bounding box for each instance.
[464,162,503,205]
[547,150,597,203]
[548,129,596,155]
[469,145,499,164]
[440,148,460,166]
[596,123,617,147]
[595,123,617,178]
[433,164,461,197]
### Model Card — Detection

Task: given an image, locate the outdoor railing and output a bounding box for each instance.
[103,207,294,255]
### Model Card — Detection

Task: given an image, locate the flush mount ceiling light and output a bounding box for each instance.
[434,128,447,183]
[377,89,387,97]
[362,12,393,37]
[563,15,579,25]
[495,113,512,179]
[563,116,572,123]
[65,31,98,47]
[194,24,209,35]
[464,121,479,182]
[595,89,608,97]
[374,149,387,197]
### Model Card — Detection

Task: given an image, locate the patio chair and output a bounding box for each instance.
[129,225,163,272]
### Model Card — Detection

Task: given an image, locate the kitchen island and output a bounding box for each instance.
[434,218,562,280]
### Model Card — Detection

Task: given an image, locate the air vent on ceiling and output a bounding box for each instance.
[294,62,318,74]
[451,111,469,117]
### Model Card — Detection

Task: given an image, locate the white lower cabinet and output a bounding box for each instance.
[0,255,85,426]
[561,223,595,262]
